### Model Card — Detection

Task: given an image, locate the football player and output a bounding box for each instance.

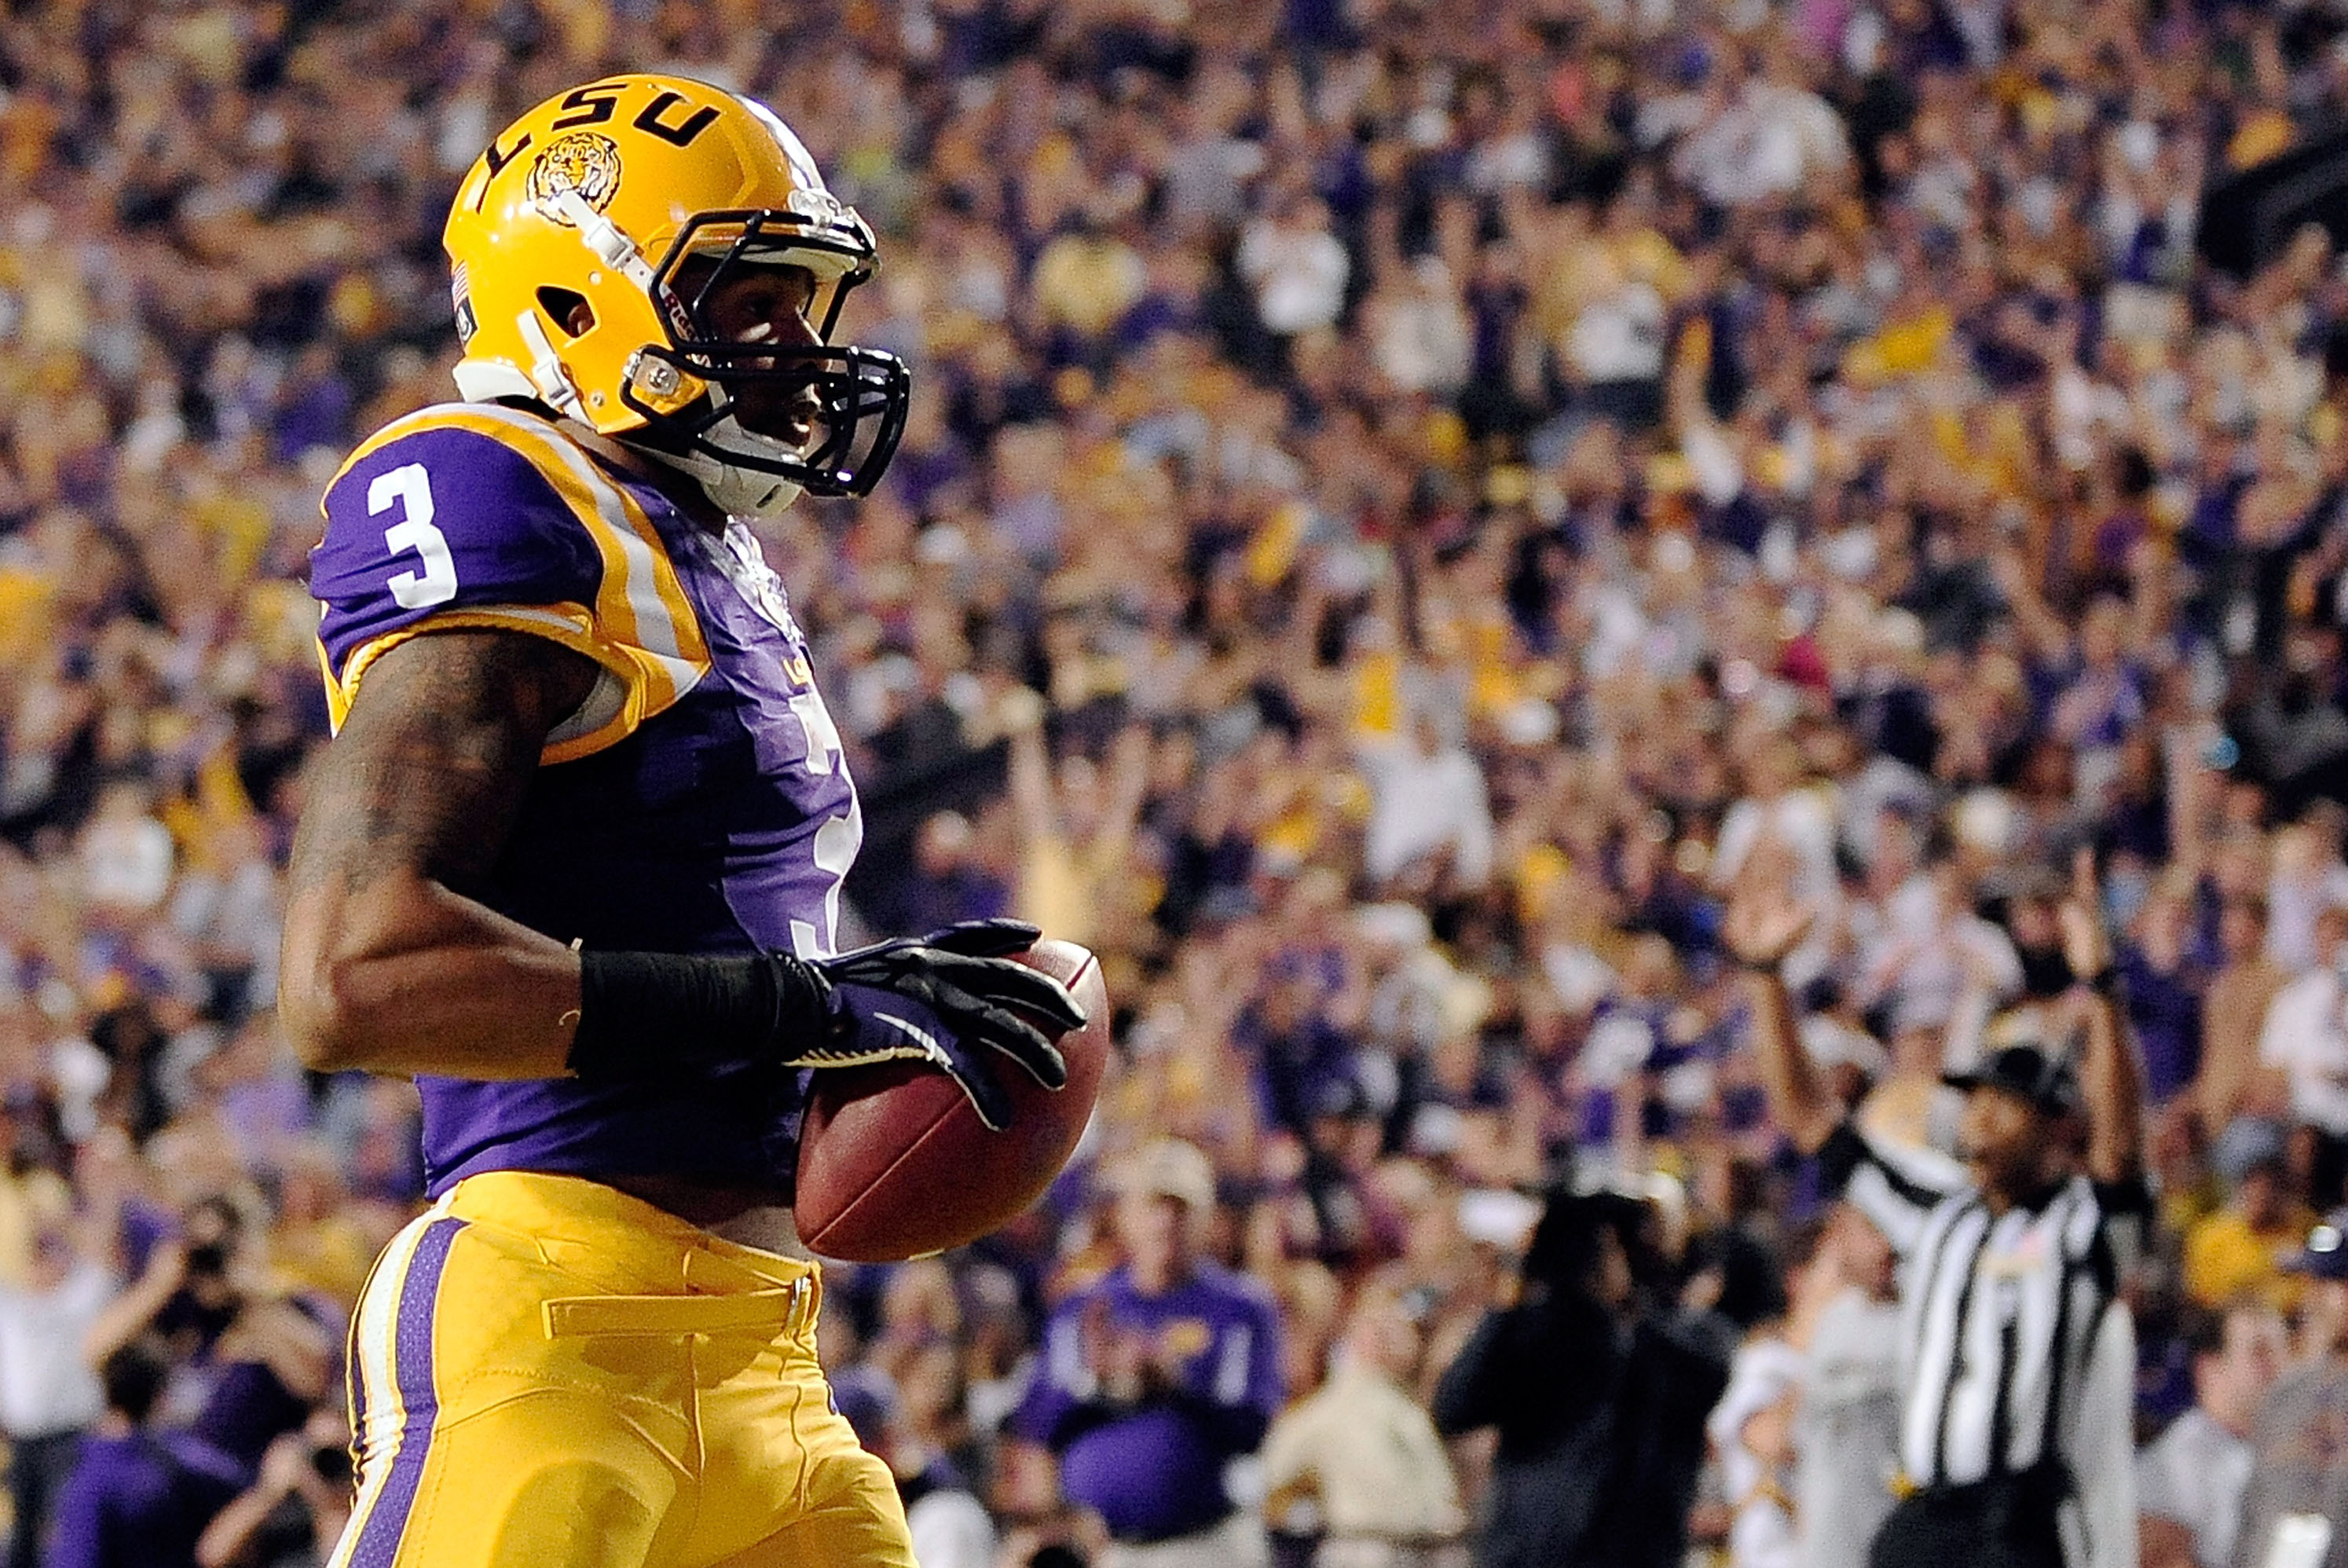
[278,75,1084,1567]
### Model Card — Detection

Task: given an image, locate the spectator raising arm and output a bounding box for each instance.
[81,1240,184,1371]
[2060,848,2146,1188]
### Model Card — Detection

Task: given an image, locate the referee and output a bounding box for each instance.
[1730,850,2146,1568]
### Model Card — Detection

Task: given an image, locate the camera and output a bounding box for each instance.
[311,1443,353,1486]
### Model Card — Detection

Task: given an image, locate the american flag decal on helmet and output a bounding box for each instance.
[451,262,475,343]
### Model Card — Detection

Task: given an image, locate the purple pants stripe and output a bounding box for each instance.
[348,1215,467,1568]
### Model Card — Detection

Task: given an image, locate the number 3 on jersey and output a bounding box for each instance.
[372,463,458,609]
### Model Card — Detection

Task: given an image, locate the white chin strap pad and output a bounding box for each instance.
[637,438,803,522]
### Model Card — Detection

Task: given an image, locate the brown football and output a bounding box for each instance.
[794,939,1108,1261]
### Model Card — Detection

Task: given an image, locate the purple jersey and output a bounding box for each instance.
[311,402,862,1195]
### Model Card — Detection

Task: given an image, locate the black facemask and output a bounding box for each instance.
[625,209,910,500]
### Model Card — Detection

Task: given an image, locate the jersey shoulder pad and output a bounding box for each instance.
[312,402,608,682]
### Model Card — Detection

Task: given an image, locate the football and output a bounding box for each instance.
[795,939,1109,1261]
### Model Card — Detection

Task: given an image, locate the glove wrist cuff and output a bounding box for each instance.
[569,950,828,1079]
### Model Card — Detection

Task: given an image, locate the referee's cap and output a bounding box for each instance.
[1941,1044,2082,1118]
[2286,1217,2348,1282]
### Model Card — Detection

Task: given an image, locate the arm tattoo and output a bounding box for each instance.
[288,631,598,904]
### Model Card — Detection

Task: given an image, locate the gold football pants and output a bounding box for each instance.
[327,1171,916,1567]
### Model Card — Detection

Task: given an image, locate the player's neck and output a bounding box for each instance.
[570,425,731,536]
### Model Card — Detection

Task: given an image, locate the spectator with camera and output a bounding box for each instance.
[192,1405,353,1568]
[82,1197,332,1482]
[1430,1188,1733,1568]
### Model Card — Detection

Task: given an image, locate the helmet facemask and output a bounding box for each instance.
[618,208,909,516]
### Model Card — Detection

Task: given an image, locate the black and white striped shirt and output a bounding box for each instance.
[1818,1122,2147,1493]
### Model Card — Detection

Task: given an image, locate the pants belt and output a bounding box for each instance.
[543,1277,814,1339]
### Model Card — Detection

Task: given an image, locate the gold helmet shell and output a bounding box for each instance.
[444,75,907,509]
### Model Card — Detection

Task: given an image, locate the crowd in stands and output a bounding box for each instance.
[9,0,2348,1563]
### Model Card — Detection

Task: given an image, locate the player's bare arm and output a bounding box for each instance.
[279,628,599,1081]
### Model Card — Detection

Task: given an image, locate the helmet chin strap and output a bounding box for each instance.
[635,436,804,522]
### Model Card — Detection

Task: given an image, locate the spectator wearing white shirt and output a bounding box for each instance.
[1262,1288,1466,1568]
[1358,711,1494,895]
[1669,55,1852,210]
[2137,1299,2284,1568]
[1237,192,1349,340]
[1366,258,1473,398]
[2255,901,2348,1205]
[1793,1208,1903,1568]
[2266,807,2348,976]
[1712,735,1841,991]
[0,1213,110,1568]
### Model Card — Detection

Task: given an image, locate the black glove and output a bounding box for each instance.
[788,919,1086,1131]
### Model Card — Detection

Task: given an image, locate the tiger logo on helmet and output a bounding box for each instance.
[525,133,623,223]
[444,75,909,518]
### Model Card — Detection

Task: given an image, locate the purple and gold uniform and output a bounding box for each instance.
[313,399,859,1197]
[311,401,912,1567]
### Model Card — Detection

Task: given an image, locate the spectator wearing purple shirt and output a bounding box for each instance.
[1021,1140,1285,1568]
[46,1340,241,1568]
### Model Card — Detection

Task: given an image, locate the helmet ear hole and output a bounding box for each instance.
[537,287,595,339]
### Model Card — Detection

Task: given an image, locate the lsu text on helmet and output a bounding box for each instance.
[444,74,909,518]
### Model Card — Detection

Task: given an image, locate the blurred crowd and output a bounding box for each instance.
[9,0,2348,1564]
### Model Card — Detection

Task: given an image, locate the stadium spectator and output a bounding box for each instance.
[1791,1206,1903,1568]
[1260,1284,1466,1568]
[1430,1189,1732,1568]
[192,1408,352,1568]
[46,1339,244,1568]
[834,1365,998,1568]
[1705,1228,1828,1568]
[1020,1138,1285,1567]
[82,1198,330,1480]
[2256,899,2348,1207]
[2194,894,2290,1138]
[2234,1220,2348,1568]
[2182,1148,2316,1310]
[2136,1298,2285,1568]
[0,1210,109,1568]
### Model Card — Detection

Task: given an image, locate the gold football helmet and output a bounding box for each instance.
[444,75,908,517]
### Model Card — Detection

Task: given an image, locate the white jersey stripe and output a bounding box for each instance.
[453,403,705,693]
